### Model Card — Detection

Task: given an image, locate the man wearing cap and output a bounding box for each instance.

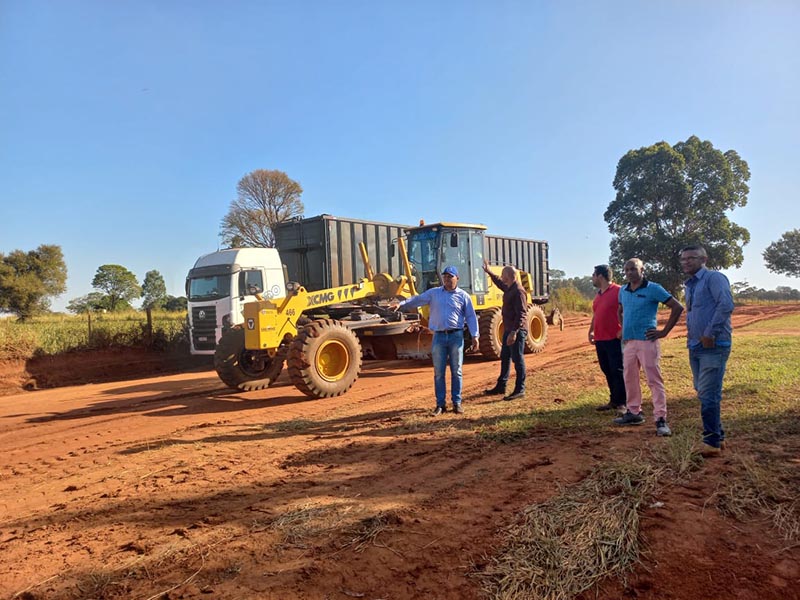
[389,265,479,415]
[482,260,528,400]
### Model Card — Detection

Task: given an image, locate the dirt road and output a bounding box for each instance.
[2,305,798,599]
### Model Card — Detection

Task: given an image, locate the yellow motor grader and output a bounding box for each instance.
[213,222,549,399]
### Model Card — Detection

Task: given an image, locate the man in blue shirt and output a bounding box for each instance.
[680,245,734,458]
[614,258,684,436]
[390,266,480,415]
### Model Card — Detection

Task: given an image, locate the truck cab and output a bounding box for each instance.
[186,248,286,355]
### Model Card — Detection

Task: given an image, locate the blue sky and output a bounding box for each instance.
[2,1,798,311]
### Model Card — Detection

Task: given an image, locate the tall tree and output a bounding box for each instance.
[219,169,304,248]
[0,244,67,320]
[91,265,141,312]
[605,136,750,294]
[141,270,168,309]
[764,229,800,277]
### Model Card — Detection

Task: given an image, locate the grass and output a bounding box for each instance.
[475,312,800,599]
[476,460,666,600]
[0,310,187,359]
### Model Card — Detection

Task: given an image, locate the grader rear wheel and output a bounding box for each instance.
[214,325,274,390]
[524,304,548,354]
[287,319,363,398]
[478,307,504,360]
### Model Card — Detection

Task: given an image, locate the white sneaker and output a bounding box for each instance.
[655,417,672,437]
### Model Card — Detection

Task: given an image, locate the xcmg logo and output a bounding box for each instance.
[307,291,335,306]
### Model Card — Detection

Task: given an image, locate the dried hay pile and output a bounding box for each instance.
[477,461,664,600]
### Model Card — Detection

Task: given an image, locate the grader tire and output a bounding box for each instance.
[287,319,362,399]
[524,305,548,354]
[214,325,274,390]
[478,307,503,360]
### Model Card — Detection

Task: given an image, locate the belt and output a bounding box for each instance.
[435,328,462,334]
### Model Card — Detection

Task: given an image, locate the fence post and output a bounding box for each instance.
[146,307,153,348]
[87,311,92,345]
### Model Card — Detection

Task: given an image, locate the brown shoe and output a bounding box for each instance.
[700,443,722,458]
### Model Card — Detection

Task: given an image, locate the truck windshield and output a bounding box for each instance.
[188,275,230,301]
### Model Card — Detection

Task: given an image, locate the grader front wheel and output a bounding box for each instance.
[214,325,275,390]
[478,307,504,360]
[524,305,548,354]
[287,319,363,398]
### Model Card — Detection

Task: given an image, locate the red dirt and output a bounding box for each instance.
[1,304,799,599]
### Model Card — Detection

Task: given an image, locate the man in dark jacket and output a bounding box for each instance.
[482,260,528,400]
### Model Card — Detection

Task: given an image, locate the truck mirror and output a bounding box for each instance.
[390,243,395,258]
[450,233,458,247]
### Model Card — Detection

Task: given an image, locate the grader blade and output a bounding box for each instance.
[390,330,434,360]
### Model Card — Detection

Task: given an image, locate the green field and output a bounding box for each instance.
[0,311,188,359]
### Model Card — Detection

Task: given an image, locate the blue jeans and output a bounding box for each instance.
[431,330,464,408]
[496,330,527,393]
[689,345,731,448]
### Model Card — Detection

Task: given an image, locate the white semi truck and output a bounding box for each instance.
[186,248,286,355]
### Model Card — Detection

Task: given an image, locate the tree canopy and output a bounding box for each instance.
[141,270,168,309]
[164,295,188,312]
[66,292,108,314]
[219,169,304,248]
[0,244,67,319]
[91,265,141,312]
[763,229,800,278]
[605,136,750,294]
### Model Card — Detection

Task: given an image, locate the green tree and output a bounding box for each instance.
[0,244,67,320]
[605,136,750,294]
[164,295,188,311]
[764,229,800,277]
[91,265,141,312]
[66,292,108,314]
[219,169,304,248]
[141,270,168,309]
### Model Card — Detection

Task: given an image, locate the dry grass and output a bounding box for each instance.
[654,429,704,477]
[710,455,800,543]
[476,460,664,600]
[339,511,403,553]
[268,501,360,546]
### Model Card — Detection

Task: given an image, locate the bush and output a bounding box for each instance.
[548,285,593,313]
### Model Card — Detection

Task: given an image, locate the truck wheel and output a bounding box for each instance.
[524,305,548,354]
[214,325,273,390]
[478,307,503,360]
[287,319,362,398]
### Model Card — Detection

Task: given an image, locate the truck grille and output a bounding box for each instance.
[191,305,217,351]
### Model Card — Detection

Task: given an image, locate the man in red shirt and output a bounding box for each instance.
[588,264,626,413]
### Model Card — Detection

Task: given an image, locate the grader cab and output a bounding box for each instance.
[404,222,549,359]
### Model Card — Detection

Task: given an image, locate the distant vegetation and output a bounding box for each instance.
[0,310,187,360]
[547,269,799,315]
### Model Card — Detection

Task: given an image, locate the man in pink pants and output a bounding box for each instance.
[614,258,684,436]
